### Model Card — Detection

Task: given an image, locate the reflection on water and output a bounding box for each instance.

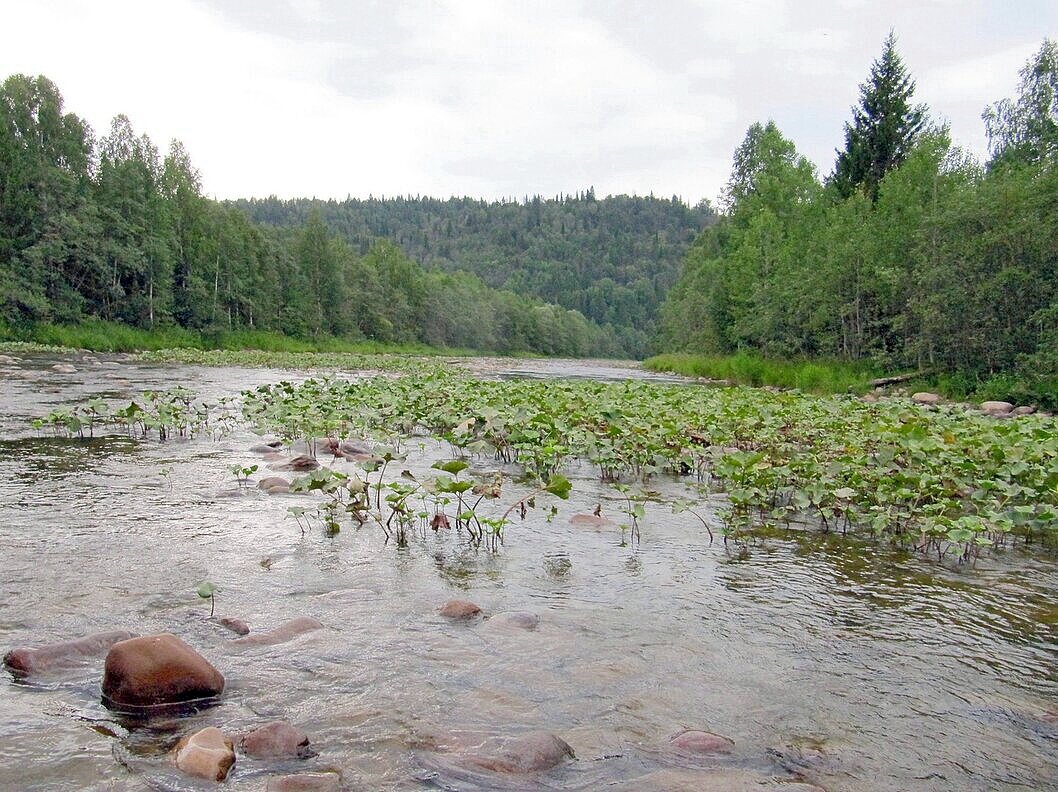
[0,352,1056,791]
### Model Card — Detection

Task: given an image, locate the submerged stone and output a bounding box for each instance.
[4,630,138,677]
[460,730,574,774]
[275,455,320,472]
[266,772,343,792]
[239,720,314,759]
[438,599,482,619]
[102,633,224,708]
[216,617,250,636]
[486,611,539,630]
[668,729,735,755]
[258,476,291,493]
[610,769,824,792]
[231,617,323,648]
[173,726,235,782]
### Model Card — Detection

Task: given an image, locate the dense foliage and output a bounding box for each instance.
[47,363,1058,560]
[234,192,714,357]
[659,39,1058,406]
[0,75,629,358]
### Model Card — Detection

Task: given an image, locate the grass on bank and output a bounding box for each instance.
[645,351,1058,409]
[644,352,879,394]
[0,319,475,356]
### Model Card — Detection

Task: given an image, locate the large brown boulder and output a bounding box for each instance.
[173,726,235,782]
[5,630,137,676]
[101,633,224,708]
[912,392,941,405]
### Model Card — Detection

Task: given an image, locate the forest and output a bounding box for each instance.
[657,36,1058,405]
[0,77,656,357]
[234,192,712,357]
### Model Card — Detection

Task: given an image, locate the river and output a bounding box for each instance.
[1,351,1055,791]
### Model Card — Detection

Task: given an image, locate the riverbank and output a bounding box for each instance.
[0,319,478,357]
[644,351,1058,408]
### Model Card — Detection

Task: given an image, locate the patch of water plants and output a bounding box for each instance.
[32,387,239,441]
[240,371,1058,563]
[46,366,1058,563]
[136,347,448,374]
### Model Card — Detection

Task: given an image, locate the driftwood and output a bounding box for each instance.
[869,371,931,387]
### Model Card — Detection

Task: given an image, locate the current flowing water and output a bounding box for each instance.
[0,352,1056,791]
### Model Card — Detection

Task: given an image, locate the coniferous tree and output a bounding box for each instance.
[831,32,927,201]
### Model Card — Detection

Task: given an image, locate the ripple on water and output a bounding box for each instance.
[0,356,1057,791]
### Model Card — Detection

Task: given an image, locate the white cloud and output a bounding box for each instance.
[0,0,1054,204]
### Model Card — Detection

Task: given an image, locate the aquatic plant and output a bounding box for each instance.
[196,581,217,617]
[58,364,1058,562]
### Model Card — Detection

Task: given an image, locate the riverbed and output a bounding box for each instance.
[1,351,1056,791]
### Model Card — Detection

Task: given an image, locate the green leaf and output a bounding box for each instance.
[544,474,572,500]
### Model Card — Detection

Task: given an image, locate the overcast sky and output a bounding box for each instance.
[2,1,1055,204]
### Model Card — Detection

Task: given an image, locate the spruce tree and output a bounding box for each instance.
[831,32,926,201]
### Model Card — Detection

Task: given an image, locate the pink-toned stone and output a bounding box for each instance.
[438,599,482,619]
[275,455,320,472]
[102,633,224,708]
[609,769,824,792]
[4,630,137,676]
[231,617,323,648]
[461,731,574,773]
[568,513,616,529]
[217,617,250,636]
[258,476,291,493]
[173,726,235,782]
[239,721,312,758]
[265,773,342,792]
[486,611,539,630]
[668,729,735,755]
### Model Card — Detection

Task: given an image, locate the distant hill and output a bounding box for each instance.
[233,192,715,357]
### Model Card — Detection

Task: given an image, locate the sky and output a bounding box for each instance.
[2,0,1055,205]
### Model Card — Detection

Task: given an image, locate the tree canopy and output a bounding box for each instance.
[831,32,927,201]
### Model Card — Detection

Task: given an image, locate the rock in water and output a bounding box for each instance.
[216,617,250,636]
[980,400,1014,415]
[101,633,224,708]
[911,392,941,405]
[4,630,137,677]
[266,773,343,792]
[486,611,539,630]
[462,731,574,773]
[438,599,482,619]
[275,455,320,472]
[173,726,235,781]
[668,729,735,754]
[258,476,291,493]
[239,721,313,758]
[50,363,77,374]
[231,617,323,648]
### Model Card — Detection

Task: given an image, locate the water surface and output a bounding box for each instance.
[1,352,1056,791]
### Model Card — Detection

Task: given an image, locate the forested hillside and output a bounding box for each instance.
[658,36,1058,403]
[0,75,626,357]
[234,193,713,357]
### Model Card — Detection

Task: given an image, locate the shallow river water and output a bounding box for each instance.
[0,352,1056,791]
